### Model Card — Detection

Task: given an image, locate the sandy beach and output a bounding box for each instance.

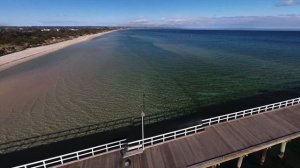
[0,30,117,72]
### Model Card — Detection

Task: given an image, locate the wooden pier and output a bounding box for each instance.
[58,103,300,168]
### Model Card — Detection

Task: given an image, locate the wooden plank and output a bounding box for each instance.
[160,143,177,168]
[188,133,300,168]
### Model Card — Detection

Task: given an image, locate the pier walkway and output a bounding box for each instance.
[15,98,300,168]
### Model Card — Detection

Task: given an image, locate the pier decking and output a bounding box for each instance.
[58,103,300,168]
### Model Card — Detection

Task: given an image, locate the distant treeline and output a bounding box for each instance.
[0,27,116,56]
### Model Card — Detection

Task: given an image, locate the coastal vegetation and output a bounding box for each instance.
[0,27,115,56]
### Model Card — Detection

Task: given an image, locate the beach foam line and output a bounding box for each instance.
[0,30,118,72]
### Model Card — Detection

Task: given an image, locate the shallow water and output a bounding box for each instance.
[0,29,300,143]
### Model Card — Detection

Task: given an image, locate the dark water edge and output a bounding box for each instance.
[0,88,300,168]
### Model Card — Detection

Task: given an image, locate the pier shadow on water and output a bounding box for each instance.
[0,87,300,167]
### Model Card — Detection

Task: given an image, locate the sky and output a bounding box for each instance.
[0,0,300,29]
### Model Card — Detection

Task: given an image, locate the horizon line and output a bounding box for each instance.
[1,26,300,31]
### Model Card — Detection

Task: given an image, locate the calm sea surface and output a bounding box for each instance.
[0,29,300,142]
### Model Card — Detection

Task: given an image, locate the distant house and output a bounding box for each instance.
[41,29,51,32]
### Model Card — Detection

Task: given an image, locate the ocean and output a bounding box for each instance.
[0,29,300,143]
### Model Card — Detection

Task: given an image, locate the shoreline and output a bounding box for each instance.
[0,29,118,72]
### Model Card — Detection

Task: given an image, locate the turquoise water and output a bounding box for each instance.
[0,29,299,142]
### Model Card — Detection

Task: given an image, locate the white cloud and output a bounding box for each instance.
[276,0,299,7]
[39,20,86,26]
[123,15,300,29]
[128,18,149,24]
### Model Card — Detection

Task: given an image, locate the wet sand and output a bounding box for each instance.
[0,30,117,72]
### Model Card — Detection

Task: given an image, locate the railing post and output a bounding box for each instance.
[76,152,79,160]
[106,144,108,152]
[60,156,63,164]
[92,148,94,156]
[43,161,46,168]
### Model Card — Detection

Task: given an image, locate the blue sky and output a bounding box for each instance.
[1,0,300,29]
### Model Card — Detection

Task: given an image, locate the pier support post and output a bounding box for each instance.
[278,142,287,159]
[237,156,244,168]
[260,148,268,165]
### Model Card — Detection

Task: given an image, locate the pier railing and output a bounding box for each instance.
[202,97,300,127]
[13,139,126,168]
[13,97,300,168]
[127,97,300,151]
[0,108,190,154]
[127,123,204,151]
